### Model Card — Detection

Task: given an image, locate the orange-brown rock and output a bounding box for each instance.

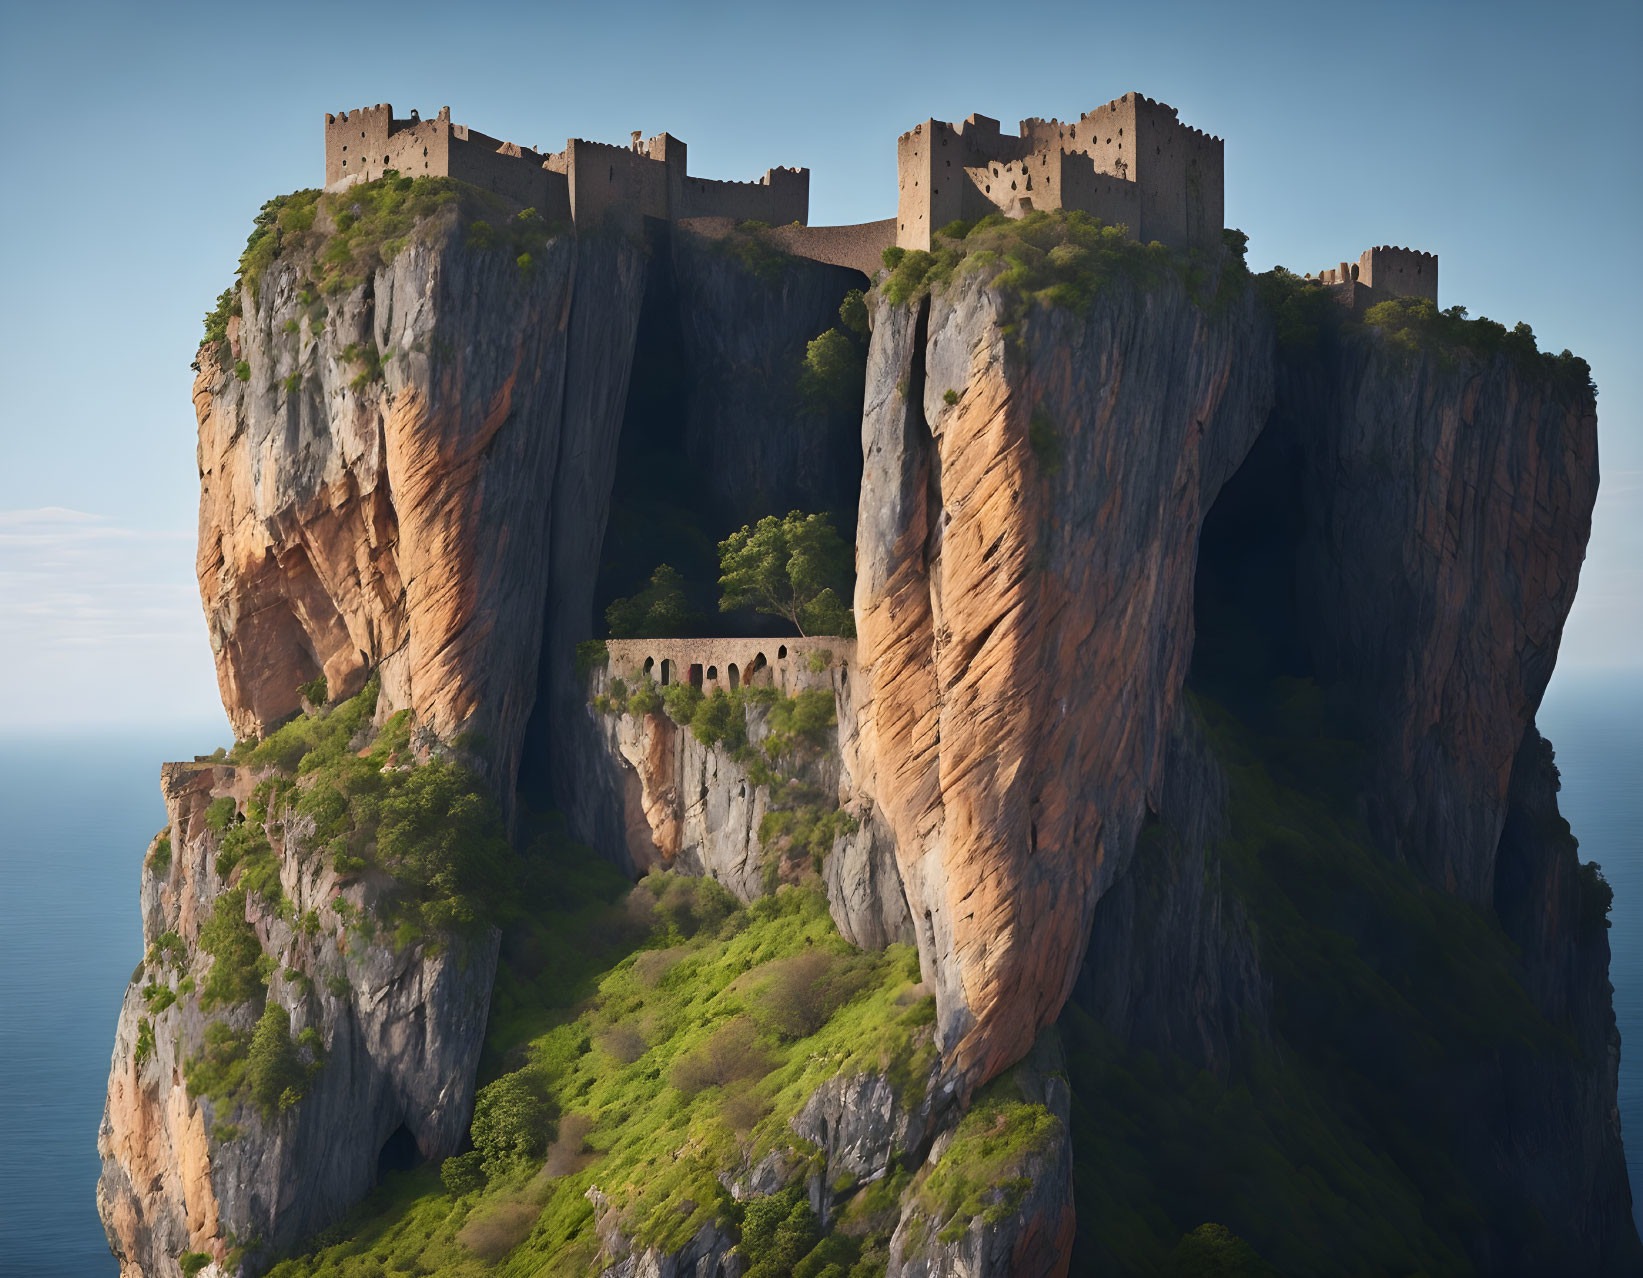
[850,271,1273,1091]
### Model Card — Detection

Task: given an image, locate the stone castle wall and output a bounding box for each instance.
[325,106,804,230]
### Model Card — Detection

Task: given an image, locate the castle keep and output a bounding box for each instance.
[324,105,808,228]
[895,93,1224,252]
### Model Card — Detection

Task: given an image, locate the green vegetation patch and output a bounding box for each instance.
[201,176,568,353]
[910,1077,1061,1244]
[224,676,509,942]
[1363,296,1594,395]
[267,855,933,1277]
[146,832,172,876]
[879,211,1182,321]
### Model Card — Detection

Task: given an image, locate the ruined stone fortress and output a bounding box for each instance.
[323,95,1436,302]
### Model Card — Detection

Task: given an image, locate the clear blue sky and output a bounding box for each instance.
[1,0,1637,730]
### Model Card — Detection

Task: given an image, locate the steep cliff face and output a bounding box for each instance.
[196,209,646,794]
[110,176,1635,1278]
[99,757,497,1277]
[849,270,1273,1090]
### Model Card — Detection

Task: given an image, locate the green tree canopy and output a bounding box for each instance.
[605,563,694,639]
[717,511,855,637]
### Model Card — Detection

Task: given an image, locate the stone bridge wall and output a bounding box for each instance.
[601,636,855,699]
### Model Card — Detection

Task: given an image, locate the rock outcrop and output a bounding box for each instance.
[195,213,646,795]
[849,270,1273,1090]
[98,761,497,1277]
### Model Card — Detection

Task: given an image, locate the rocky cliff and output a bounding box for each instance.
[848,256,1271,1091]
[100,743,497,1276]
[101,183,1636,1277]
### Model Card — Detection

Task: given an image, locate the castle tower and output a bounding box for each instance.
[895,93,1224,254]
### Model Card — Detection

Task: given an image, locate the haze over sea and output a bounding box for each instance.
[0,673,1637,1275]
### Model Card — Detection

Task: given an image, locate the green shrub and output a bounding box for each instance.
[441,1150,487,1196]
[179,1252,213,1278]
[146,833,172,876]
[246,1001,318,1119]
[198,890,268,1009]
[838,288,869,336]
[1028,409,1062,476]
[880,211,1176,324]
[628,677,663,717]
[1362,297,1594,394]
[184,1021,250,1104]
[691,688,746,749]
[298,675,328,706]
[798,328,866,412]
[134,1017,155,1066]
[234,360,251,382]
[605,564,693,639]
[205,796,238,836]
[470,1071,549,1176]
[202,287,240,350]
[1169,1223,1267,1276]
[943,388,960,406]
[662,681,704,727]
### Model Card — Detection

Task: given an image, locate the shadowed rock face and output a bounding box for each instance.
[1280,342,1598,904]
[195,218,647,796]
[849,273,1274,1090]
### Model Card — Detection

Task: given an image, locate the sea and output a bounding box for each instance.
[1,675,1639,1275]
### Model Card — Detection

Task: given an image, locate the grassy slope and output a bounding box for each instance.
[266,833,938,1277]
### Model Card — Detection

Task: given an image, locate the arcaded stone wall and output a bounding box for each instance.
[602,636,855,699]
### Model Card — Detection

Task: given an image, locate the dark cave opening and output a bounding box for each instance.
[1188,419,1311,711]
[375,1123,419,1180]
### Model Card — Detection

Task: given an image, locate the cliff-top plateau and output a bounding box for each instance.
[97,94,1638,1278]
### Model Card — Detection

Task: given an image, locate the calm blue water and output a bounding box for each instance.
[0,680,1638,1273]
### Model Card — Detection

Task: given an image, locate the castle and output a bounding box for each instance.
[896,93,1223,253]
[321,98,1435,301]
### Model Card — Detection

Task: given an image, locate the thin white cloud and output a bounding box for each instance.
[0,510,223,727]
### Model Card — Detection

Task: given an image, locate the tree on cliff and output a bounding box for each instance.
[718,511,854,637]
[605,563,694,638]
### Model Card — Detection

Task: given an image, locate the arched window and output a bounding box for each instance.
[778,645,788,660]
[643,656,654,679]
[660,659,672,686]
[728,663,740,690]
[706,665,718,682]
[689,664,704,690]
